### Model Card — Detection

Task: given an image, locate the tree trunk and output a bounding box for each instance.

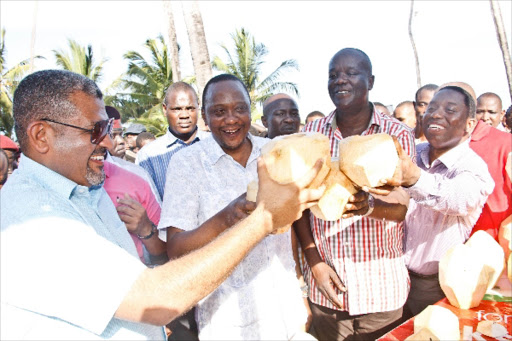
[182,0,212,130]
[163,0,181,83]
[408,0,421,88]
[490,0,512,101]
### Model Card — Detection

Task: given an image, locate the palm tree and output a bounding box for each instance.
[163,0,181,83]
[106,34,175,127]
[212,28,299,118]
[0,28,44,137]
[489,0,512,99]
[53,39,107,82]
[182,0,212,99]
[182,0,211,130]
[408,0,421,88]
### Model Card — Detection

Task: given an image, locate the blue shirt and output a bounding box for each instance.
[0,154,165,340]
[136,128,210,199]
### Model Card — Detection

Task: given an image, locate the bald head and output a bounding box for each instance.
[475,92,504,127]
[330,48,373,75]
[393,101,416,129]
[262,93,300,138]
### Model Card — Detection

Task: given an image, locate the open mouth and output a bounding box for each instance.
[89,150,107,164]
[222,127,241,136]
[427,124,445,131]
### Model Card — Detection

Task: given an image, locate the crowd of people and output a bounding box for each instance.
[1,47,511,341]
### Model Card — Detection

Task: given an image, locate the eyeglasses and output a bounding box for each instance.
[42,118,114,144]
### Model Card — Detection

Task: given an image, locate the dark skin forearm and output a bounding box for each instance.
[166,213,231,259]
[166,194,256,259]
[369,187,410,222]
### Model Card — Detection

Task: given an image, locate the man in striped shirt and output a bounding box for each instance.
[136,82,209,200]
[296,48,416,340]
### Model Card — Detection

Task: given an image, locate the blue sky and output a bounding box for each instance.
[2,1,511,120]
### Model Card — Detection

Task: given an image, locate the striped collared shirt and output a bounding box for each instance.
[302,107,416,315]
[136,128,210,199]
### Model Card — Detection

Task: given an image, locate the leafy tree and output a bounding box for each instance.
[212,28,299,118]
[0,29,44,137]
[53,38,107,82]
[107,34,174,123]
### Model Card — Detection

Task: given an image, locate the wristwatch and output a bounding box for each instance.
[363,194,375,217]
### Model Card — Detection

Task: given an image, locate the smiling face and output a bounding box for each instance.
[423,88,475,160]
[203,80,252,156]
[476,94,504,128]
[49,91,111,187]
[163,88,199,143]
[262,95,300,138]
[328,49,374,113]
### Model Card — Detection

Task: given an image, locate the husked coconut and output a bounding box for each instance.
[413,305,460,341]
[246,180,258,202]
[439,244,492,309]
[261,132,331,184]
[310,160,357,221]
[404,328,439,341]
[476,321,508,338]
[338,133,399,188]
[465,230,505,291]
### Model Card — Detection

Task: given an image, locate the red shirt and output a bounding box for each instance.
[303,108,416,315]
[469,121,512,240]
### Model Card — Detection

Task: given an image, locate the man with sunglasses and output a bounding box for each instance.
[0,69,326,340]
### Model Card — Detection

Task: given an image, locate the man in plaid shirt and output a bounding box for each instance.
[296,48,416,340]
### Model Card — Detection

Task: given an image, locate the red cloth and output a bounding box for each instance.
[0,135,19,151]
[469,121,512,240]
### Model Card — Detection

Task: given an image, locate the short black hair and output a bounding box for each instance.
[201,74,250,111]
[135,131,156,149]
[331,48,373,75]
[163,81,198,106]
[415,84,439,102]
[439,86,476,118]
[13,69,102,150]
[477,92,503,109]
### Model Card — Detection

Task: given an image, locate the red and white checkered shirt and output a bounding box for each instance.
[302,107,416,315]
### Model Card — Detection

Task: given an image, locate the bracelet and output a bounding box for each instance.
[362,194,375,217]
[137,223,157,240]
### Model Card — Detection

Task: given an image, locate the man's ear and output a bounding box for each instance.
[368,75,375,90]
[466,117,477,135]
[26,121,51,154]
[201,108,208,127]
[261,115,268,128]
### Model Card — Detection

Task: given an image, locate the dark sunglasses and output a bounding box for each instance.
[42,118,114,144]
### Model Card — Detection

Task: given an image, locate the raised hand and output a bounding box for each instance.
[256,157,326,233]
